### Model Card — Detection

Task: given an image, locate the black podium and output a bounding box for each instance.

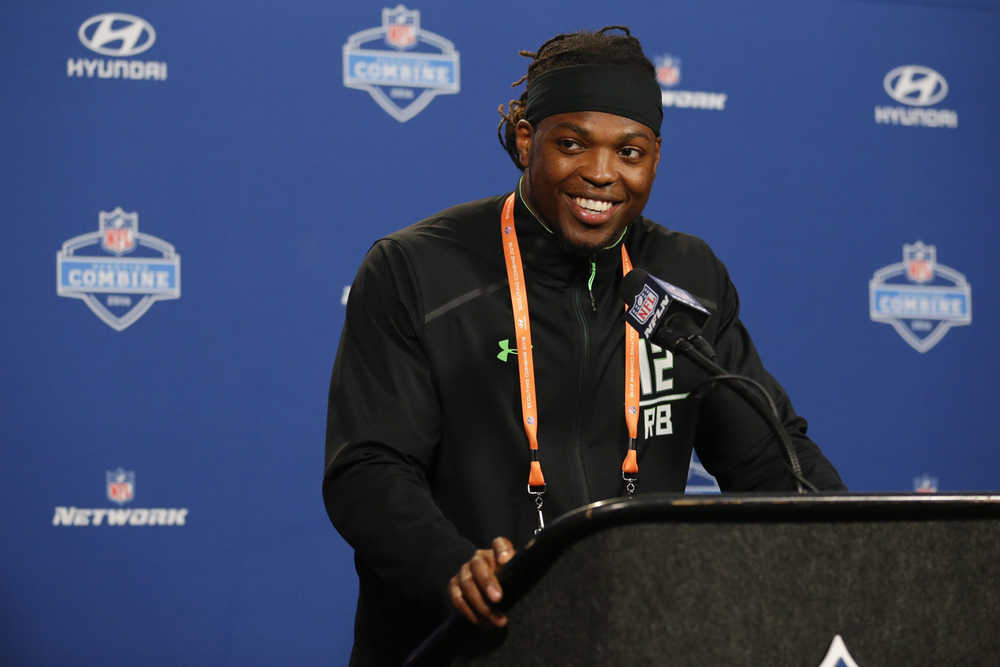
[408,494,1000,666]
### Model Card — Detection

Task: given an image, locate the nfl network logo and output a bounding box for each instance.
[106,468,135,505]
[869,242,971,352]
[653,51,727,111]
[342,5,460,122]
[56,208,181,331]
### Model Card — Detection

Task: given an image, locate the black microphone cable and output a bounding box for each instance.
[674,336,818,494]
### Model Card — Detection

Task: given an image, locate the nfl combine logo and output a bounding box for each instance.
[869,241,972,353]
[56,208,181,331]
[106,468,135,505]
[342,5,461,122]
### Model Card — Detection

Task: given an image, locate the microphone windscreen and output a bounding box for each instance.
[621,268,650,305]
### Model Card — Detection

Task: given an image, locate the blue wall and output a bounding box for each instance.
[4,1,998,664]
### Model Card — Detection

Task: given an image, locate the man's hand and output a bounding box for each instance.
[448,536,515,628]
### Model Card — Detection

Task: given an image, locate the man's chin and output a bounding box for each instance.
[554,224,624,257]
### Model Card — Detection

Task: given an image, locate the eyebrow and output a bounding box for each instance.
[551,122,654,144]
[619,130,654,143]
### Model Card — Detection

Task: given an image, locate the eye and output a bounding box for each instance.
[556,138,583,151]
[619,146,644,160]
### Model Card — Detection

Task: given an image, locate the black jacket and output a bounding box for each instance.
[324,192,845,665]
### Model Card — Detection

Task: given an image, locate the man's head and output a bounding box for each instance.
[498,27,662,254]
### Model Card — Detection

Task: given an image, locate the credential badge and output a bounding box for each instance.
[869,241,971,353]
[57,208,181,331]
[342,5,460,122]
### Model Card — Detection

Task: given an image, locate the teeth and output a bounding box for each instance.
[574,197,613,213]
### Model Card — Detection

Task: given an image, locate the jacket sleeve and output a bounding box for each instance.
[693,268,847,492]
[323,239,477,612]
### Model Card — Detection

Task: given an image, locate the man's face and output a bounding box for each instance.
[516,111,661,254]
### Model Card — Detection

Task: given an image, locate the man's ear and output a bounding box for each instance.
[514,119,534,169]
[653,136,662,174]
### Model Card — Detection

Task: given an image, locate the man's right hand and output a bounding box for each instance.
[448,536,515,628]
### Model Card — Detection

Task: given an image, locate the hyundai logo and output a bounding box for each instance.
[78,13,156,57]
[883,65,948,107]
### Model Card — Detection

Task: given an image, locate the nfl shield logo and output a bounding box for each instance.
[904,241,935,283]
[99,207,138,256]
[631,285,659,324]
[656,54,681,87]
[106,468,135,505]
[384,5,418,49]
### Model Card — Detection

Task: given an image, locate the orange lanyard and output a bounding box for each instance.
[500,193,641,532]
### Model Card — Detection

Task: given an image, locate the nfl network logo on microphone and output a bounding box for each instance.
[630,285,659,324]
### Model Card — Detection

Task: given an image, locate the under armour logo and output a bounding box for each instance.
[497,338,518,362]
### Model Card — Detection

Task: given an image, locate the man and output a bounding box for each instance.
[324,27,845,666]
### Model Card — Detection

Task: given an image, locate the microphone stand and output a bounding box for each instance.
[670,334,816,494]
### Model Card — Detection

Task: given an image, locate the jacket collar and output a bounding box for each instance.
[512,177,631,285]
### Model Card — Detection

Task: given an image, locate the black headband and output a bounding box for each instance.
[524,64,663,136]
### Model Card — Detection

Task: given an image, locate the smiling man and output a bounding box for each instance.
[324,27,845,666]
[518,111,658,251]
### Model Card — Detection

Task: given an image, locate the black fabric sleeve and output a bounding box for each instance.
[323,239,476,612]
[693,268,847,491]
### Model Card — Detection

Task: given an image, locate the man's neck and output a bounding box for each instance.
[517,173,553,234]
[517,173,631,254]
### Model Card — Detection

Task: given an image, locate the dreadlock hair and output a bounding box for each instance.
[497,26,656,170]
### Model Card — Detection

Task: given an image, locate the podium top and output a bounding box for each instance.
[520,492,1000,560]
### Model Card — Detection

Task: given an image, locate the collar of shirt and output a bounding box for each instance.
[511,182,634,287]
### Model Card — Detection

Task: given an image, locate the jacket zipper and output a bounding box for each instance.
[586,260,597,312]
[573,261,595,502]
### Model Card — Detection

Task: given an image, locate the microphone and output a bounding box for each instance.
[622,268,715,358]
[620,269,815,493]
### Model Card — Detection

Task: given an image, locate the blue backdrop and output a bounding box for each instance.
[4,1,998,664]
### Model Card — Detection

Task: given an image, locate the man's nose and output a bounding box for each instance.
[579,148,616,187]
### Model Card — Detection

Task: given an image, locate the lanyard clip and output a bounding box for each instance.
[621,442,638,497]
[622,472,638,498]
[528,483,546,534]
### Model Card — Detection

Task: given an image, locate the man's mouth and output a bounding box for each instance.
[573,196,614,213]
[568,195,620,224]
